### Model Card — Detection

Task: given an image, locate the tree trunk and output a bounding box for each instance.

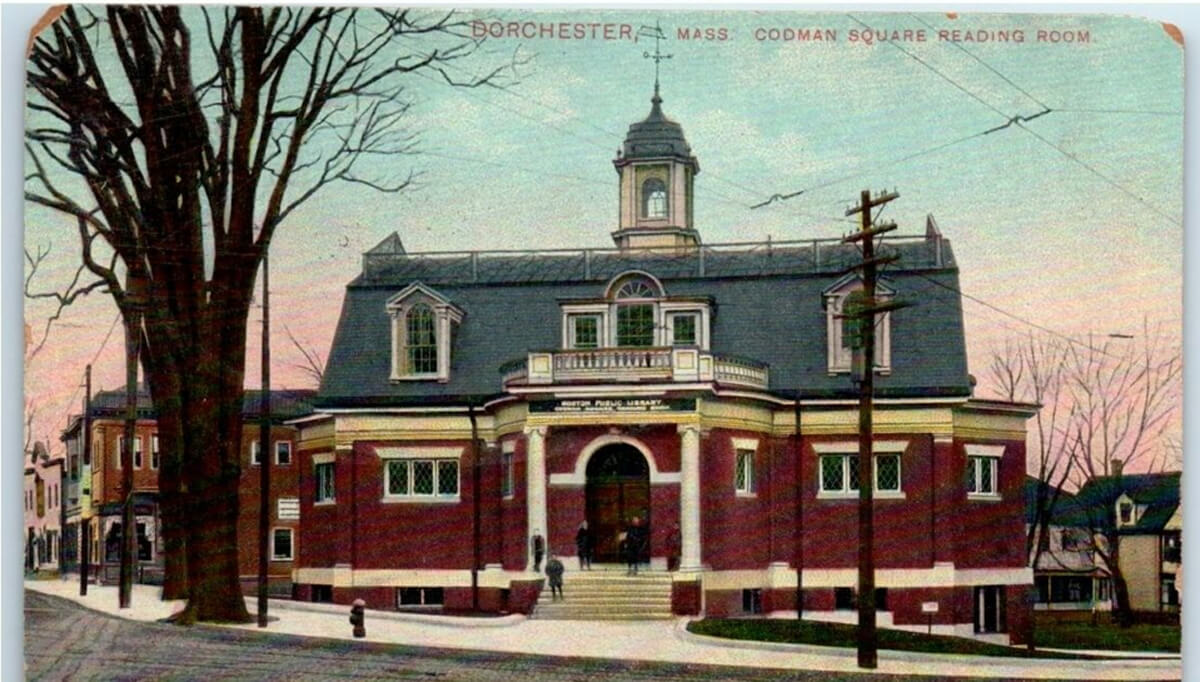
[143,360,188,600]
[1110,564,1134,627]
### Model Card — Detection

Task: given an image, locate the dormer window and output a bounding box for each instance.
[641,177,668,218]
[824,275,894,375]
[387,283,464,383]
[1115,493,1140,527]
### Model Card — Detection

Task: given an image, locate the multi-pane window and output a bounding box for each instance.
[314,462,335,503]
[967,456,999,495]
[398,587,443,607]
[386,459,459,498]
[820,454,900,493]
[151,435,160,470]
[641,178,667,218]
[405,304,437,374]
[616,304,655,347]
[670,313,698,346]
[569,315,600,349]
[501,451,514,497]
[276,441,292,465]
[272,528,294,560]
[735,449,755,494]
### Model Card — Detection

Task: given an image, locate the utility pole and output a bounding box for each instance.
[843,189,905,669]
[119,303,141,609]
[258,251,271,628]
[80,364,91,596]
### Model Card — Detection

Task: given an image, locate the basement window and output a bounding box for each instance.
[397,587,443,608]
[742,588,763,614]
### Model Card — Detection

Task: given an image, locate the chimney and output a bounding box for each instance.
[1110,458,1124,478]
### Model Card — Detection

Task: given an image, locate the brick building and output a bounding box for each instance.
[293,90,1037,643]
[60,387,314,593]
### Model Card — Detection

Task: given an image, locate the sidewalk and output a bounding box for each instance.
[25,579,1181,680]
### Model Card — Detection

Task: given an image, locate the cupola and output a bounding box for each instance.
[612,87,700,251]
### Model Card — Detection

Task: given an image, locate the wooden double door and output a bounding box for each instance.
[585,445,650,563]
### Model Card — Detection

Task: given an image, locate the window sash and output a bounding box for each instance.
[315,462,335,502]
[501,452,514,497]
[968,456,998,495]
[569,315,600,349]
[405,305,438,374]
[385,459,459,498]
[735,450,755,493]
[276,441,292,465]
[671,313,698,346]
[820,454,899,493]
[616,304,655,347]
[151,435,160,470]
[251,441,263,466]
[272,529,293,560]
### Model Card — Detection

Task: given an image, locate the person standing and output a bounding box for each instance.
[545,554,565,601]
[624,517,640,575]
[531,531,545,572]
[575,521,592,570]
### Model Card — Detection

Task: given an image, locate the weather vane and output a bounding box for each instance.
[638,21,672,96]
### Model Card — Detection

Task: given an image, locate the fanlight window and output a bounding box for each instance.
[642,178,667,218]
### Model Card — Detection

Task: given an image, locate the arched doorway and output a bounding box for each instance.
[586,444,650,563]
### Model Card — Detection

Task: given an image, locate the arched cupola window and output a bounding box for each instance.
[641,178,668,218]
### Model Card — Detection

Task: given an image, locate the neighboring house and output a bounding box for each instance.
[24,442,65,574]
[1025,477,1110,610]
[1067,470,1181,613]
[60,386,314,593]
[294,88,1038,643]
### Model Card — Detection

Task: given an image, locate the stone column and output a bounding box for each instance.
[678,423,702,571]
[525,426,548,572]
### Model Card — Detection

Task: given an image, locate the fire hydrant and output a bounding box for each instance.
[349,599,366,638]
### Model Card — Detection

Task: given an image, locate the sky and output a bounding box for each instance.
[21,8,1183,464]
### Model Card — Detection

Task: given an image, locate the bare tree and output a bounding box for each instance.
[25,6,512,622]
[284,324,325,388]
[1061,322,1181,626]
[989,333,1075,567]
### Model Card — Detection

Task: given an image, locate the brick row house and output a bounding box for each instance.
[293,90,1038,643]
[60,387,314,593]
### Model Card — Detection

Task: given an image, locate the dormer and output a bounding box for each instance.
[386,282,463,383]
[823,274,895,375]
[1115,492,1142,528]
[612,89,701,251]
[559,271,712,350]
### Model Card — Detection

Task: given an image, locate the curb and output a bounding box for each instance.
[266,598,527,628]
[671,618,1181,666]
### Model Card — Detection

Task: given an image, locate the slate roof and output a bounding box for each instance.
[319,234,972,408]
[1063,472,1181,534]
[1024,476,1077,525]
[80,386,315,422]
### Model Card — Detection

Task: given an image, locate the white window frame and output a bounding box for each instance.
[251,440,263,466]
[276,441,293,465]
[824,277,894,375]
[814,441,907,499]
[733,438,758,496]
[380,447,462,503]
[271,527,294,561]
[386,283,464,383]
[314,460,336,504]
[965,444,1004,500]
[150,435,159,470]
[567,313,602,350]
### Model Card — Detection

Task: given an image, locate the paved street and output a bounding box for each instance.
[26,590,1040,682]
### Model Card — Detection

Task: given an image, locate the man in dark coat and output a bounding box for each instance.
[575,521,592,570]
[545,554,565,601]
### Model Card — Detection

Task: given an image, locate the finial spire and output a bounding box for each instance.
[638,21,672,106]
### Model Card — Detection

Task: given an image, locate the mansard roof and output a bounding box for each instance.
[318,234,972,408]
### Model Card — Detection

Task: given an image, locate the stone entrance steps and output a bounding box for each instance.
[533,568,674,620]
